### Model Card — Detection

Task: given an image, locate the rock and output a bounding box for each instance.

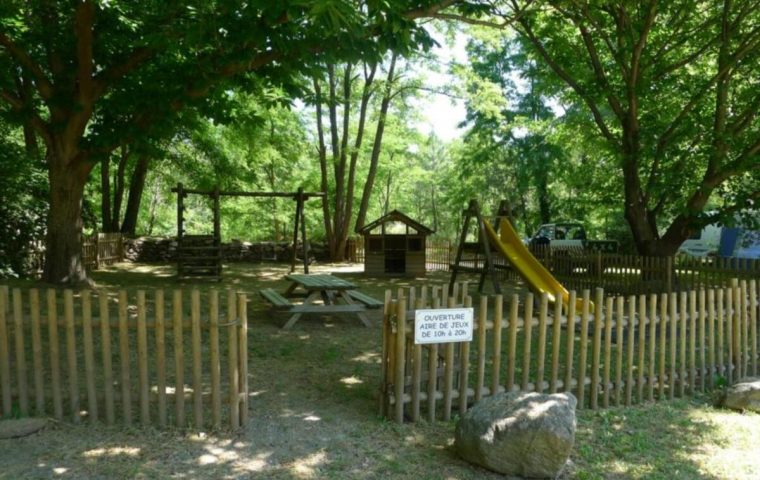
[0,418,48,439]
[723,377,760,413]
[455,391,577,478]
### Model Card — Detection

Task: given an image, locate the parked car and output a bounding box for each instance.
[529,222,618,253]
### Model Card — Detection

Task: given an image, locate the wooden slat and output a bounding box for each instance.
[521,294,534,392]
[227,294,239,429]
[564,291,577,394]
[679,291,687,396]
[647,294,657,402]
[507,294,519,393]
[590,289,603,409]
[625,295,636,406]
[118,290,131,425]
[717,289,725,383]
[740,280,749,378]
[492,294,503,395]
[658,293,667,400]
[47,289,63,420]
[536,293,549,394]
[394,299,406,424]
[475,295,487,401]
[669,292,677,399]
[636,295,646,404]
[64,290,79,422]
[602,296,613,408]
[155,290,167,427]
[82,291,98,422]
[12,289,29,415]
[698,289,706,392]
[0,286,11,416]
[577,290,590,408]
[29,289,45,416]
[411,298,423,422]
[443,296,455,421]
[99,292,115,425]
[707,289,716,389]
[191,289,203,429]
[614,296,624,406]
[209,290,221,429]
[458,296,472,415]
[137,291,150,426]
[751,280,758,377]
[550,289,563,394]
[238,292,248,427]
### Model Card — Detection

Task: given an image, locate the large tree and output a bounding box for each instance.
[0,0,485,283]
[506,0,760,255]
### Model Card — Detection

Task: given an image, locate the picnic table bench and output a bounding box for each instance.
[259,274,382,329]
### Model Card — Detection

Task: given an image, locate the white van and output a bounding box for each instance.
[678,224,722,257]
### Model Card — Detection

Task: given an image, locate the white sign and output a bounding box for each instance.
[414,308,474,344]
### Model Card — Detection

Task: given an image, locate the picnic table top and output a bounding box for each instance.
[284,274,358,290]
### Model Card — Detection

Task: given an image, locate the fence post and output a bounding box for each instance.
[394,299,406,424]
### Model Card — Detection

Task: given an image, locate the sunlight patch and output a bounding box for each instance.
[198,454,218,465]
[351,352,379,363]
[291,451,327,478]
[84,447,141,458]
[53,467,68,475]
[340,376,363,385]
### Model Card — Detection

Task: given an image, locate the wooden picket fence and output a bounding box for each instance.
[0,285,248,430]
[380,279,759,423]
[28,233,125,277]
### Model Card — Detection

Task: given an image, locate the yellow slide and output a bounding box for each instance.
[483,218,588,313]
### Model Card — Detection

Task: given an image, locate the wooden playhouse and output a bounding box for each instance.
[357,210,434,276]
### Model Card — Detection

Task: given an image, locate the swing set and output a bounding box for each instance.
[172,183,325,280]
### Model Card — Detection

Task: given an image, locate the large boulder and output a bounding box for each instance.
[723,377,760,413]
[455,391,576,478]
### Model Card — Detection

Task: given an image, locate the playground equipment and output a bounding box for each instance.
[449,199,585,311]
[172,183,325,280]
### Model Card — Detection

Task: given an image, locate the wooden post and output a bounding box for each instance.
[394,299,406,424]
[707,289,716,388]
[12,289,29,416]
[191,289,203,429]
[46,289,63,420]
[521,294,534,392]
[137,291,150,426]
[458,296,472,415]
[625,295,636,406]
[426,296,440,422]
[0,286,11,416]
[698,289,706,392]
[492,294,503,395]
[590,288,603,409]
[411,298,423,422]
[564,291,577,394]
[614,296,624,405]
[750,280,757,377]
[173,290,185,428]
[717,289,725,382]
[29,289,45,416]
[227,299,239,429]
[155,290,167,428]
[443,296,455,421]
[636,295,647,403]
[63,290,79,422]
[82,291,98,422]
[176,183,184,278]
[647,294,657,401]
[658,293,668,399]
[506,295,519,393]
[550,289,563,394]
[118,290,131,425]
[688,290,697,395]
[603,296,613,408]
[209,290,221,429]
[98,292,115,425]
[238,292,248,427]
[679,291,687,396]
[475,295,487,401]
[577,290,591,408]
[536,293,549,394]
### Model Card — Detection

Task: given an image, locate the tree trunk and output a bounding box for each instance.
[42,152,93,284]
[100,156,112,232]
[120,154,150,235]
[110,146,128,232]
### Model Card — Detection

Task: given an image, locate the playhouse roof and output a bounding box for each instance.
[356,210,434,235]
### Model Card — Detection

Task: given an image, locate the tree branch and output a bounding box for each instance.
[0,32,54,99]
[75,0,95,103]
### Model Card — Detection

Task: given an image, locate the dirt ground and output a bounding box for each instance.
[1,262,758,479]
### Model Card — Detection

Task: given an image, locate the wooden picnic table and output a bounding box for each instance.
[259,274,383,329]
